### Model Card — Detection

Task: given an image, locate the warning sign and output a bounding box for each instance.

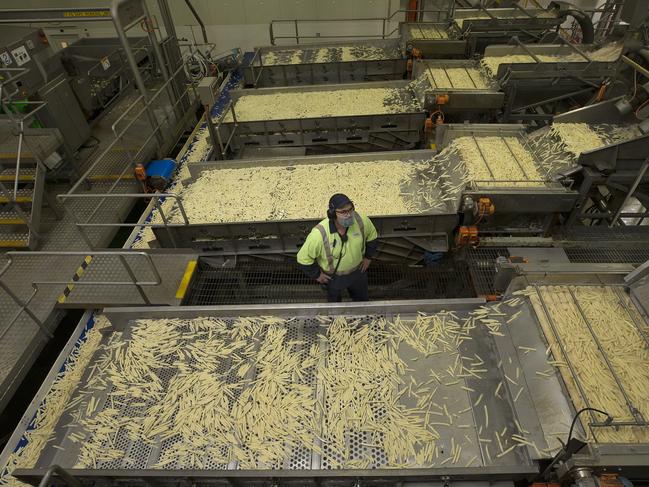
[0,51,12,67]
[63,10,110,17]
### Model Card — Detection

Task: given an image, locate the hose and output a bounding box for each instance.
[183,50,210,82]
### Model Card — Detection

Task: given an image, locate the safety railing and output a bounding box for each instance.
[59,193,190,248]
[0,251,163,340]
[56,58,199,249]
[269,7,454,45]
[0,67,52,199]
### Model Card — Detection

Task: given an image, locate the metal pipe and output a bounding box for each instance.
[119,254,150,304]
[621,55,649,80]
[16,251,162,287]
[0,269,50,338]
[0,286,38,342]
[110,0,164,149]
[13,121,23,201]
[183,0,207,44]
[511,36,542,63]
[609,158,649,227]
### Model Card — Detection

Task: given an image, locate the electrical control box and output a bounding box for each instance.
[197,76,222,107]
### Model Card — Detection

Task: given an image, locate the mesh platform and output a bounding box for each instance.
[182,259,478,306]
[564,247,649,264]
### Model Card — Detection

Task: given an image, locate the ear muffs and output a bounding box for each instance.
[327,201,336,219]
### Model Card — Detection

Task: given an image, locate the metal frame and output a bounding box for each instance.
[411,59,504,112]
[244,38,407,87]
[214,80,424,154]
[268,6,455,45]
[0,1,198,250]
[149,149,461,250]
[0,251,162,331]
[56,58,199,249]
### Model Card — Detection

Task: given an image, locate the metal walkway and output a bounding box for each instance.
[0,250,197,413]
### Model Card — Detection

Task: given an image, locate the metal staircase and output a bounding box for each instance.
[0,125,63,249]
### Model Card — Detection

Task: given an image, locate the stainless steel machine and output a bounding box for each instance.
[243,39,407,87]
[3,261,649,485]
[214,81,425,154]
[60,36,150,123]
[152,150,460,254]
[401,7,564,58]
[0,26,90,154]
[410,42,623,122]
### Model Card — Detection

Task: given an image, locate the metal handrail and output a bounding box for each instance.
[0,67,54,202]
[110,61,190,139]
[268,7,453,44]
[62,61,195,200]
[89,74,194,218]
[55,68,197,250]
[57,193,190,249]
[5,250,163,305]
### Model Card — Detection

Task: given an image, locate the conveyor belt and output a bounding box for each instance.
[11,300,554,476]
[410,60,503,112]
[6,278,649,484]
[243,39,404,88]
[216,80,425,151]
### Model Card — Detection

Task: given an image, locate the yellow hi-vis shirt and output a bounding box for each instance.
[297,213,378,275]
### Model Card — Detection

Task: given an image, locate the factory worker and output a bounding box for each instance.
[297,193,379,302]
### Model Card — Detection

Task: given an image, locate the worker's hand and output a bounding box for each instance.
[316,272,331,284]
[360,258,371,273]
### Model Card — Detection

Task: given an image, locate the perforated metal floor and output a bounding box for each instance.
[182,259,478,305]
[564,247,649,264]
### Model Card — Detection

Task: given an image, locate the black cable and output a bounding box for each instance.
[332,236,347,276]
[566,407,612,444]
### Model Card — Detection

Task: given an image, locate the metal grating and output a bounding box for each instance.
[555,226,649,242]
[565,247,649,264]
[182,259,477,306]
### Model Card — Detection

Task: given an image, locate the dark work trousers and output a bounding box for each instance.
[325,268,369,302]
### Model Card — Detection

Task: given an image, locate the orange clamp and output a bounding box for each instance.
[134,163,147,182]
[435,94,449,105]
[455,226,479,247]
[477,197,495,217]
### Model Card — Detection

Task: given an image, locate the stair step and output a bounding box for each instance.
[0,188,33,203]
[0,167,37,182]
[0,232,29,248]
[0,210,27,225]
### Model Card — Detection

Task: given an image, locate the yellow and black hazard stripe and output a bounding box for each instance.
[58,255,93,304]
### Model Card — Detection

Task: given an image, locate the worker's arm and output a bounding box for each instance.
[297,229,322,279]
[363,215,379,259]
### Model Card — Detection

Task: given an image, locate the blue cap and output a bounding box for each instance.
[329,193,353,210]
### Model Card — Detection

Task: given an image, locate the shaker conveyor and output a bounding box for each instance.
[214,81,425,153]
[150,123,584,251]
[243,39,407,87]
[4,263,649,486]
[411,43,623,120]
[151,150,462,252]
[401,7,562,58]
